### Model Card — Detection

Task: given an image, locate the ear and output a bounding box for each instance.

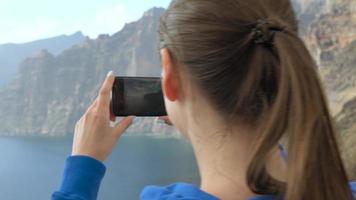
[160,48,180,101]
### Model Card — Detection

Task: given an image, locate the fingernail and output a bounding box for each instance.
[155,117,162,122]
[107,70,114,77]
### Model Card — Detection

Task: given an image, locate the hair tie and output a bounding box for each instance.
[252,19,287,46]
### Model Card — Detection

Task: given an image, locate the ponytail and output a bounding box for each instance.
[247,29,354,200]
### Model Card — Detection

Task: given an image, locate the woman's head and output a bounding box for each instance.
[159,0,297,131]
[159,0,353,200]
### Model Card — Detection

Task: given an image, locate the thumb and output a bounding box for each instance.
[112,116,134,138]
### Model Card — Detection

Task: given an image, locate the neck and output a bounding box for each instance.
[183,102,287,200]
[190,125,257,200]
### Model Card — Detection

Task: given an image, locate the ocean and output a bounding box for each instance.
[0,135,200,200]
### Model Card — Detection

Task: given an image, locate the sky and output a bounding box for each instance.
[0,0,170,44]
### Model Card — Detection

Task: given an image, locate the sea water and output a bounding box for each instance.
[0,135,200,200]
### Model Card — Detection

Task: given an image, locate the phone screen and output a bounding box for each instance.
[112,77,167,116]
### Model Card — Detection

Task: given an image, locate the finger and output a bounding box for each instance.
[110,116,116,122]
[109,101,116,122]
[158,116,173,125]
[97,71,115,110]
[112,116,134,138]
[158,116,169,120]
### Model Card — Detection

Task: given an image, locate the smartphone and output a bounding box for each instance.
[111,76,167,116]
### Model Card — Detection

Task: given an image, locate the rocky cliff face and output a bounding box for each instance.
[0,7,177,137]
[322,41,356,114]
[312,0,356,62]
[337,96,356,178]
[292,0,327,35]
[303,0,356,130]
[0,31,85,86]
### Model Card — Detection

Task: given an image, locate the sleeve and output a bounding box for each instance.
[51,155,106,200]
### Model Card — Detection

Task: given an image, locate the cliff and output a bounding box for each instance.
[337,96,356,178]
[0,7,177,137]
[0,31,85,86]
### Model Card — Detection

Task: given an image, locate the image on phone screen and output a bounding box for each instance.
[112,77,167,116]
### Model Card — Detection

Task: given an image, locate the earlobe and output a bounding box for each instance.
[160,48,179,102]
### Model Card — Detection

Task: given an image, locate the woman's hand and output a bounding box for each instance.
[72,71,134,161]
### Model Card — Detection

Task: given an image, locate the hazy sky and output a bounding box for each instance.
[0,0,170,44]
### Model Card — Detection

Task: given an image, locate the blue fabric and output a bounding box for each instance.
[278,144,288,161]
[351,182,356,199]
[52,156,106,200]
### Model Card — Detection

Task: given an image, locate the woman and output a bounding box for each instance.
[52,0,356,199]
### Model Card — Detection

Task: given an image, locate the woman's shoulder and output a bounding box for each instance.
[141,181,356,200]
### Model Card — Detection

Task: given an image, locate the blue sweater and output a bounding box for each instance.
[52,156,356,200]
